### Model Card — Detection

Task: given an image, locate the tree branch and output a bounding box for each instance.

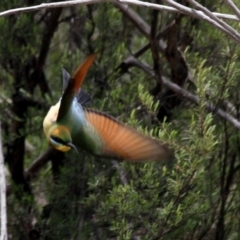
[0,123,7,240]
[25,147,60,181]
[0,0,239,22]
[0,0,239,43]
[163,0,240,42]
[187,0,240,40]
[114,1,151,38]
[123,57,240,130]
[150,1,162,93]
[224,0,240,20]
[6,147,64,196]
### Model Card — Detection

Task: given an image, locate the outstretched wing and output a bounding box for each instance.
[84,109,173,162]
[57,54,96,121]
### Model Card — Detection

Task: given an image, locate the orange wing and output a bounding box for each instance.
[84,109,173,162]
[71,54,97,93]
[57,54,96,121]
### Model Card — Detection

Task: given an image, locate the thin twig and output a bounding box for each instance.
[114,1,150,38]
[25,147,59,181]
[0,123,7,240]
[0,0,239,42]
[115,2,167,53]
[163,0,240,42]
[150,0,162,91]
[224,0,240,20]
[124,57,240,130]
[187,0,240,40]
[0,0,239,22]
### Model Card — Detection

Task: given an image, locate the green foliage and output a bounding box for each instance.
[1,1,240,240]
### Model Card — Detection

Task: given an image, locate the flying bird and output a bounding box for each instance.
[43,55,173,162]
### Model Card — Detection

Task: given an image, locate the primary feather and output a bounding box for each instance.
[57,54,96,121]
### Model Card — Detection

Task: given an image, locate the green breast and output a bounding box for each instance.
[71,120,103,156]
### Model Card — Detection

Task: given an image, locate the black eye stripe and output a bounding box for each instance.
[50,136,67,145]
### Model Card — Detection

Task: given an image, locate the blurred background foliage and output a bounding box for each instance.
[1,0,240,239]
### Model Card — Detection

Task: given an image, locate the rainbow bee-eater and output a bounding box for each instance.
[43,55,173,162]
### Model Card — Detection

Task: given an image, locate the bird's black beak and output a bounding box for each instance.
[66,142,78,153]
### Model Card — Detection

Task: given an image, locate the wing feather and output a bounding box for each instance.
[57,54,96,121]
[84,109,173,162]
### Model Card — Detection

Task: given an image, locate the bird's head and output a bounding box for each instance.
[48,124,78,153]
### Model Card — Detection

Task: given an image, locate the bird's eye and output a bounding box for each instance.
[50,135,67,145]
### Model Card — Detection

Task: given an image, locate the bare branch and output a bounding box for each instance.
[125,57,240,130]
[150,1,162,92]
[163,0,240,42]
[0,123,7,240]
[115,2,167,54]
[6,147,57,196]
[224,0,240,20]
[25,147,59,181]
[187,0,240,40]
[0,0,239,42]
[0,0,239,22]
[161,75,240,130]
[114,2,150,38]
